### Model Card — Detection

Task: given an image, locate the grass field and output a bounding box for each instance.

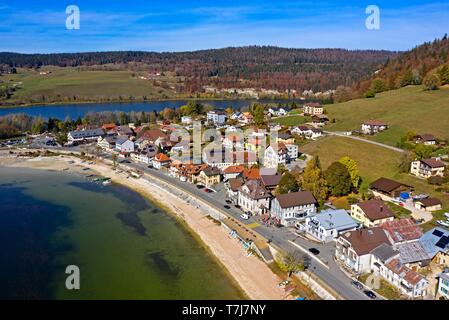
[300,136,449,211]
[273,115,311,126]
[1,67,179,104]
[325,86,449,146]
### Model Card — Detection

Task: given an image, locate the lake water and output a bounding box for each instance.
[0,99,302,119]
[0,166,245,299]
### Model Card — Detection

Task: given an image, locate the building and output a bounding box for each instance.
[116,125,134,137]
[303,103,323,116]
[376,257,429,298]
[305,209,359,243]
[335,227,390,273]
[207,110,227,126]
[276,132,295,144]
[414,134,437,145]
[225,178,244,203]
[419,228,449,266]
[380,218,423,246]
[369,177,413,199]
[223,165,244,181]
[414,197,442,212]
[270,191,318,226]
[312,114,329,124]
[198,166,221,187]
[410,158,445,179]
[152,153,171,170]
[361,120,388,134]
[243,167,261,181]
[291,126,323,140]
[238,180,271,215]
[68,128,105,145]
[181,116,192,125]
[97,136,119,150]
[264,144,288,168]
[268,108,288,117]
[131,146,158,165]
[202,150,258,169]
[223,135,244,150]
[350,199,394,227]
[260,173,282,191]
[437,272,449,299]
[115,137,135,153]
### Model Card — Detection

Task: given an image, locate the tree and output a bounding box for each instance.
[370,78,388,94]
[111,153,118,168]
[55,132,68,146]
[423,73,441,90]
[437,65,449,85]
[275,172,300,195]
[339,156,360,189]
[302,156,328,203]
[414,144,434,160]
[398,152,414,173]
[324,162,352,196]
[333,86,352,103]
[251,103,265,126]
[276,252,304,277]
[31,117,46,134]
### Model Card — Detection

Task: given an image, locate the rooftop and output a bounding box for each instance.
[310,209,359,231]
[385,258,426,286]
[370,243,399,263]
[421,158,445,168]
[341,227,390,256]
[381,218,423,243]
[369,177,412,193]
[275,191,317,209]
[356,199,394,221]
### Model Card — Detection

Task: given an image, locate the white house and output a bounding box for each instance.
[238,180,271,215]
[303,103,323,116]
[335,227,390,274]
[268,108,287,117]
[270,191,317,226]
[410,158,445,179]
[115,137,135,153]
[361,120,389,135]
[97,136,118,150]
[68,128,105,145]
[152,153,171,170]
[263,143,298,168]
[305,209,359,243]
[437,272,449,299]
[207,110,227,126]
[181,116,192,125]
[292,126,323,140]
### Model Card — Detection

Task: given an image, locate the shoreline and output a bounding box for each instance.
[0,154,290,300]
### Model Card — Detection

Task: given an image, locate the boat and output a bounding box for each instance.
[102,180,112,186]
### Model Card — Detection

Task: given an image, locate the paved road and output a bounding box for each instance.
[324,131,405,153]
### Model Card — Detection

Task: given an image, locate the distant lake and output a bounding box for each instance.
[0,99,303,120]
[0,166,244,299]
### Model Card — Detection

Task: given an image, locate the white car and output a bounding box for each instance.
[240,214,250,220]
[444,212,449,219]
[437,220,449,228]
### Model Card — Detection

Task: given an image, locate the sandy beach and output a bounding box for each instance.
[0,152,289,300]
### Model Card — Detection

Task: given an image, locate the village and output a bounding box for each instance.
[9,101,449,301]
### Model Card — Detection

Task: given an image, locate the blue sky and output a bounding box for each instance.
[0,0,448,53]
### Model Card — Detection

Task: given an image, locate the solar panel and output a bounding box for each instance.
[435,236,449,249]
[433,230,444,237]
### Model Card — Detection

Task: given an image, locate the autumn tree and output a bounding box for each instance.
[276,252,305,277]
[339,156,360,189]
[302,156,328,203]
[324,162,352,196]
[423,73,441,90]
[275,172,300,195]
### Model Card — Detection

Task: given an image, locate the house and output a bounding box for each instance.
[437,272,449,299]
[303,103,323,116]
[312,114,329,124]
[369,177,414,199]
[350,199,394,227]
[305,209,359,243]
[202,150,258,169]
[380,218,423,246]
[67,128,105,145]
[116,125,134,137]
[226,177,244,203]
[264,144,288,168]
[410,158,445,179]
[170,163,207,183]
[270,191,318,226]
[335,227,390,273]
[207,110,227,126]
[115,137,135,153]
[230,112,243,121]
[260,173,282,191]
[414,134,437,145]
[246,136,265,153]
[181,116,192,125]
[239,112,253,124]
[291,126,323,140]
[97,136,119,150]
[268,108,288,117]
[414,197,442,212]
[223,165,244,181]
[140,129,169,144]
[238,180,271,215]
[276,132,295,144]
[102,123,117,134]
[361,120,388,135]
[381,258,428,298]
[243,167,260,181]
[396,241,432,268]
[223,135,244,150]
[419,228,449,266]
[198,166,221,187]
[131,146,157,165]
[152,153,171,170]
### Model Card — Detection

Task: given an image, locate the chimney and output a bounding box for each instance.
[380,206,384,212]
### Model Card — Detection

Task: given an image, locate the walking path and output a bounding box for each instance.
[325,131,405,153]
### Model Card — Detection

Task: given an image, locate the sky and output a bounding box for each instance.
[0,0,448,53]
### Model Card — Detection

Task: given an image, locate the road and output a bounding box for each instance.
[324,131,405,153]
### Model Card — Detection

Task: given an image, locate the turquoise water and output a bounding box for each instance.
[0,166,244,300]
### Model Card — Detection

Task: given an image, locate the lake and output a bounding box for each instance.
[0,166,245,299]
[0,99,303,119]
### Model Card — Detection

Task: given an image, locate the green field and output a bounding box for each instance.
[1,67,180,104]
[273,115,310,126]
[325,86,449,146]
[300,136,449,211]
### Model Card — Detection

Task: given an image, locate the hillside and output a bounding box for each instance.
[326,85,449,146]
[0,47,396,95]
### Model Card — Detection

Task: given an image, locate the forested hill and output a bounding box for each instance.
[355,35,449,97]
[0,47,396,93]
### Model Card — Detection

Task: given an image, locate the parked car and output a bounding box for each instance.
[234,204,241,209]
[240,214,250,220]
[196,185,205,189]
[224,205,231,209]
[351,280,364,290]
[444,212,449,219]
[363,290,377,299]
[204,188,214,193]
[308,248,320,255]
[437,220,449,228]
[225,200,232,204]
